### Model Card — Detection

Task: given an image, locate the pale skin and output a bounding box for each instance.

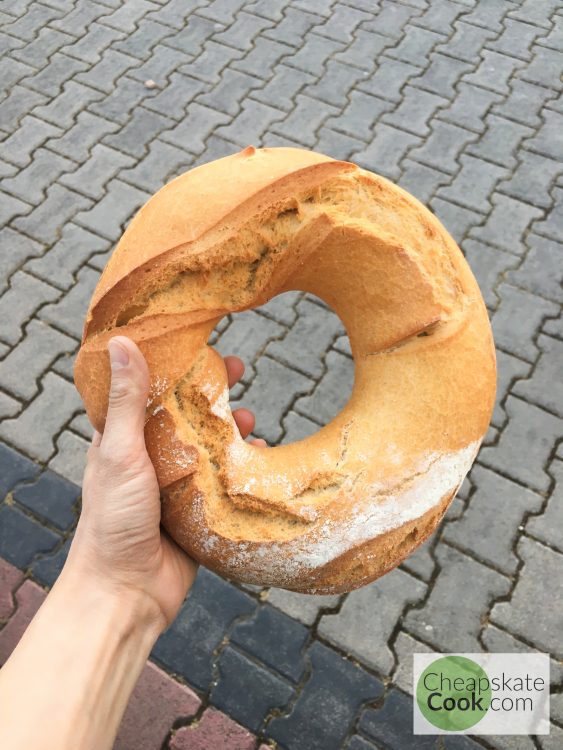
[0,335,266,750]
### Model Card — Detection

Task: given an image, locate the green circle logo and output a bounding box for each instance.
[416,656,491,731]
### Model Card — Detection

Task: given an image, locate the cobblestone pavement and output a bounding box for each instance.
[1,0,562,748]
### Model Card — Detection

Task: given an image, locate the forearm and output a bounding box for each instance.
[0,564,162,750]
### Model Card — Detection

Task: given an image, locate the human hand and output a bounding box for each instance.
[68,335,264,632]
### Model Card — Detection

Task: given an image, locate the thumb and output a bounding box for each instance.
[101,336,149,455]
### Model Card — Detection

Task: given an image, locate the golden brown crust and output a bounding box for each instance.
[74,145,496,594]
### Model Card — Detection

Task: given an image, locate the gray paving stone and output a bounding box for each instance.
[466,114,534,169]
[212,10,273,50]
[267,299,344,380]
[437,155,508,213]
[493,79,559,129]
[534,188,563,243]
[526,459,563,554]
[508,0,560,30]
[257,291,301,326]
[90,75,159,125]
[511,235,563,303]
[386,25,444,67]
[490,350,532,428]
[492,283,559,362]
[126,43,191,85]
[3,148,75,205]
[12,184,92,245]
[312,3,370,43]
[61,22,125,64]
[262,6,323,48]
[103,107,174,158]
[25,224,107,291]
[74,179,150,241]
[412,53,474,99]
[160,14,219,58]
[0,191,30,227]
[444,465,543,575]
[281,411,319,444]
[0,271,59,345]
[512,335,563,418]
[314,127,366,162]
[383,86,447,137]
[318,569,426,675]
[159,101,231,154]
[213,309,284,378]
[47,111,120,162]
[59,144,136,200]
[491,536,563,659]
[97,0,159,33]
[392,630,436,696]
[488,18,548,62]
[482,623,563,686]
[20,52,89,97]
[0,227,43,295]
[145,0,208,29]
[470,195,543,256]
[216,99,286,147]
[112,18,170,61]
[251,64,314,113]
[437,20,496,64]
[361,3,422,40]
[430,197,484,244]
[232,36,292,82]
[0,115,61,168]
[31,81,105,129]
[404,544,511,652]
[334,29,391,72]
[352,123,421,181]
[271,94,339,148]
[462,1,517,33]
[193,68,260,117]
[400,534,437,582]
[0,320,75,401]
[177,40,244,85]
[325,91,392,142]
[10,26,74,68]
[0,391,20,420]
[304,60,365,108]
[39,265,99,340]
[0,372,82,461]
[233,356,312,445]
[437,82,503,133]
[479,396,563,493]
[538,14,563,52]
[398,160,451,205]
[283,33,344,78]
[358,57,421,103]
[293,349,354,424]
[0,86,47,132]
[245,0,289,22]
[519,45,563,90]
[462,239,519,310]
[50,1,108,35]
[3,2,64,40]
[198,0,247,25]
[142,72,208,120]
[74,49,139,94]
[119,139,193,192]
[0,58,35,98]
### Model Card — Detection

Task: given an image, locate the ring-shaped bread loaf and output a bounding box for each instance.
[74,145,496,595]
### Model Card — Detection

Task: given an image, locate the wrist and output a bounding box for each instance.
[55,556,166,643]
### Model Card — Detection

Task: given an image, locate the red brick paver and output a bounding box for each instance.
[170,706,256,750]
[0,558,24,620]
[114,660,200,750]
[0,578,45,664]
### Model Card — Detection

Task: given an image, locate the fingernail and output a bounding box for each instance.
[108,339,129,370]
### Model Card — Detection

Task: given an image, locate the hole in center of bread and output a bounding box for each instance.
[209,291,354,447]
